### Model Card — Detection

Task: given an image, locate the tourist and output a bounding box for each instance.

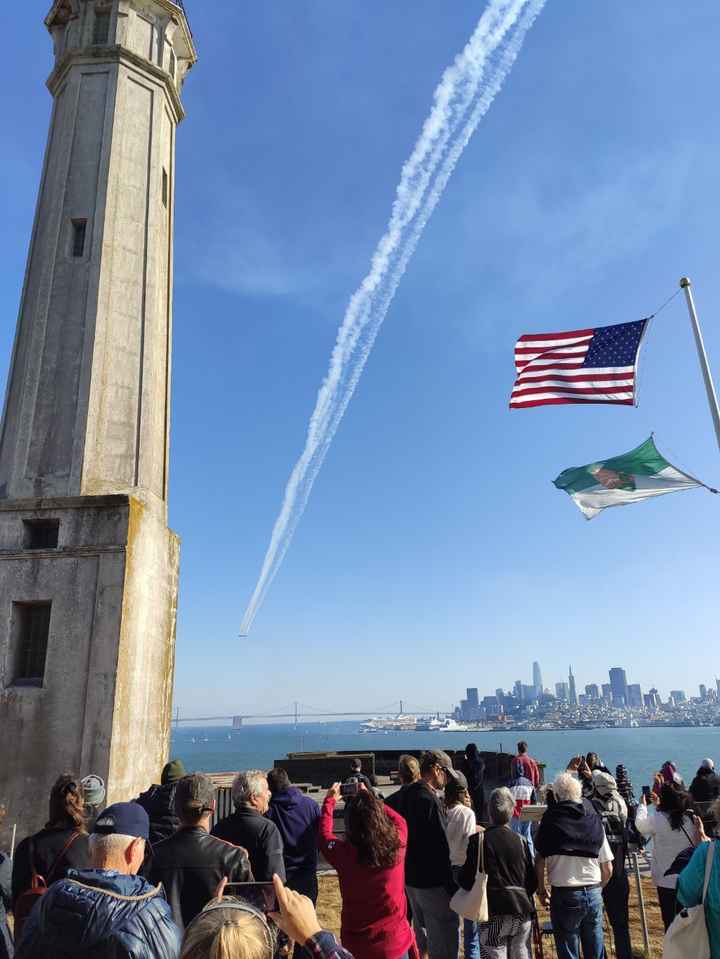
[385,756,420,813]
[393,749,459,959]
[588,771,632,959]
[318,782,413,959]
[513,743,540,788]
[460,745,485,821]
[15,802,180,959]
[0,846,11,959]
[444,772,479,959]
[677,797,720,958]
[689,759,720,804]
[181,874,354,959]
[508,766,536,858]
[346,759,373,792]
[266,768,321,903]
[635,783,701,929]
[652,761,684,797]
[135,758,186,845]
[80,774,106,829]
[535,772,613,959]
[150,774,253,931]
[212,771,285,881]
[457,787,536,959]
[11,774,90,918]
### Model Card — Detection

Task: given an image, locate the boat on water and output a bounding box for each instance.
[360,715,490,733]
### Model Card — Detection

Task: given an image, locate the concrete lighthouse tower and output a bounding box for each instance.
[0,0,196,835]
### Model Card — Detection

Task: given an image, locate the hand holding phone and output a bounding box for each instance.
[268,874,322,945]
[223,882,279,913]
[341,782,360,798]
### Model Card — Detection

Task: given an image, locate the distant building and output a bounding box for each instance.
[609,667,628,707]
[514,680,523,702]
[700,684,707,701]
[643,693,655,709]
[601,683,613,703]
[555,682,569,702]
[466,688,479,707]
[533,661,543,695]
[521,684,537,703]
[627,684,642,708]
[585,684,600,700]
[578,694,589,706]
[670,690,687,703]
[647,688,661,708]
[568,666,577,706]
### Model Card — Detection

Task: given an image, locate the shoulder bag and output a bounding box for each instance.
[14,832,80,942]
[663,839,715,959]
[450,831,489,922]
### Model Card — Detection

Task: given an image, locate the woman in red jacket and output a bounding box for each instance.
[319,783,416,959]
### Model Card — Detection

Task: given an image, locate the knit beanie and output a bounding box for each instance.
[162,759,186,785]
[81,774,106,808]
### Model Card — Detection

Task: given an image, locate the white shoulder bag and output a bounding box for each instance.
[450,832,489,923]
[663,840,715,959]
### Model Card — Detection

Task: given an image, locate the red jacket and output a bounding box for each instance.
[514,754,540,788]
[319,797,414,959]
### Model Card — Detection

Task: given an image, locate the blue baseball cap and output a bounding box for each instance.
[93,802,150,839]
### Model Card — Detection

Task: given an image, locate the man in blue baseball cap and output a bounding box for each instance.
[16,802,181,959]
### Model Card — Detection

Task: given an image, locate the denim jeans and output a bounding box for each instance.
[550,885,605,959]
[405,885,460,959]
[510,818,534,859]
[463,918,480,959]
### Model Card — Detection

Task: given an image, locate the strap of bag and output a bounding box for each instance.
[680,822,694,847]
[476,831,485,877]
[46,832,80,884]
[702,841,716,905]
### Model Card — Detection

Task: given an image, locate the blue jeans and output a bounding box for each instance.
[550,886,605,959]
[510,818,534,859]
[463,919,480,959]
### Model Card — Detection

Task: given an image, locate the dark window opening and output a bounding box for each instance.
[12,602,52,687]
[162,169,169,208]
[93,10,111,45]
[169,49,176,79]
[23,519,60,550]
[71,219,87,258]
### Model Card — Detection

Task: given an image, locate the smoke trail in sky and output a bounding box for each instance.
[240,0,546,635]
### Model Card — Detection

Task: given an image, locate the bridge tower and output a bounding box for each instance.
[0,0,196,836]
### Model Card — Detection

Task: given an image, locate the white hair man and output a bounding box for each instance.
[211,770,286,881]
[16,803,181,959]
[534,773,613,959]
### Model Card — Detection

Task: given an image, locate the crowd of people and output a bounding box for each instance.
[2,744,720,959]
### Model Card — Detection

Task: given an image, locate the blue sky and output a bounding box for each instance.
[2,2,719,717]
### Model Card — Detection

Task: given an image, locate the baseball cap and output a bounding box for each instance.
[93,802,150,839]
[420,749,458,779]
[175,773,216,817]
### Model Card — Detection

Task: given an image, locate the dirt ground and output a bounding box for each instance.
[317,872,667,958]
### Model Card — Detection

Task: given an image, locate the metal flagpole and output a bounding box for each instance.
[680,277,720,452]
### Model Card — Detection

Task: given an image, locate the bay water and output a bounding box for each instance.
[171,721,720,792]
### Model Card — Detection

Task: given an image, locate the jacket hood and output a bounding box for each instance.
[36,870,160,948]
[270,787,303,810]
[592,771,619,797]
[555,800,586,819]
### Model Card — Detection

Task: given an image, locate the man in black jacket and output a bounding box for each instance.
[134,759,186,844]
[212,770,286,882]
[149,774,253,932]
[392,750,459,959]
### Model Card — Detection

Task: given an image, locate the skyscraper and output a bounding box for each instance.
[609,667,628,707]
[533,661,543,695]
[627,684,642,708]
[555,682,569,702]
[466,688,479,707]
[585,684,600,700]
[568,665,577,705]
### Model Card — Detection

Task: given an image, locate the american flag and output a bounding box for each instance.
[510,319,649,409]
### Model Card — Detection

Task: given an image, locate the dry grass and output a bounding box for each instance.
[316,873,667,958]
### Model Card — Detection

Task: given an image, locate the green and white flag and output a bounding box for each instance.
[553,436,716,520]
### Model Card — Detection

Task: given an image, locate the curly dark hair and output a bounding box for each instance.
[344,792,401,869]
[658,783,692,831]
[47,774,87,832]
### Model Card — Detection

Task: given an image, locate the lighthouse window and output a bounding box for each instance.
[93,10,111,45]
[23,519,60,550]
[71,219,87,258]
[11,602,52,687]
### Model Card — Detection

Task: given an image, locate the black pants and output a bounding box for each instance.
[657,886,678,930]
[603,870,633,959]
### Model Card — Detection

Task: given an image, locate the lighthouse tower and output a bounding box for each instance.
[0,0,196,835]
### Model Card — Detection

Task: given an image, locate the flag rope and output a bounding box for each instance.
[642,286,682,321]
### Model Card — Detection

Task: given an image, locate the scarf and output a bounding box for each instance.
[535,800,605,859]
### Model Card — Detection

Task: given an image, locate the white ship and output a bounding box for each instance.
[360,715,489,733]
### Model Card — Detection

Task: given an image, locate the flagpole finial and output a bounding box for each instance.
[680,277,691,288]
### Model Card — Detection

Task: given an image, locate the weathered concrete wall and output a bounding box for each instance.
[0,494,179,840]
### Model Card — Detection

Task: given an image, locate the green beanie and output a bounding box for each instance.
[162,759,186,785]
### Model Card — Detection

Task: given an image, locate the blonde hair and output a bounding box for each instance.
[181,905,273,959]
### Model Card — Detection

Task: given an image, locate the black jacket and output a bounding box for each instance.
[459,827,536,918]
[212,807,286,882]
[689,770,720,804]
[12,828,90,907]
[135,784,180,845]
[15,869,180,959]
[391,780,452,889]
[149,827,253,932]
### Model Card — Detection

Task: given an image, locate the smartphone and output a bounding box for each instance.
[341,782,360,798]
[224,882,279,913]
[641,785,652,800]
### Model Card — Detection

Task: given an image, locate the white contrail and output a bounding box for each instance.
[240,0,546,635]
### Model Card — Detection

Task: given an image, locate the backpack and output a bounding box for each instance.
[14,832,80,942]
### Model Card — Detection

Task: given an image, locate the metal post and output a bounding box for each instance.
[632,851,652,958]
[680,277,720,453]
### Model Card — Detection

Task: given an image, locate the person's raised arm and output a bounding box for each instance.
[318,785,342,863]
[633,796,654,836]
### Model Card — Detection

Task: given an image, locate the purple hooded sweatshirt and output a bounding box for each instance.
[266,787,321,880]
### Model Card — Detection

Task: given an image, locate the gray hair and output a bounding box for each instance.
[88,833,137,863]
[232,770,267,807]
[488,787,515,825]
[553,772,582,803]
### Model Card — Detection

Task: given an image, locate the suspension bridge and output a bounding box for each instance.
[173,701,450,727]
